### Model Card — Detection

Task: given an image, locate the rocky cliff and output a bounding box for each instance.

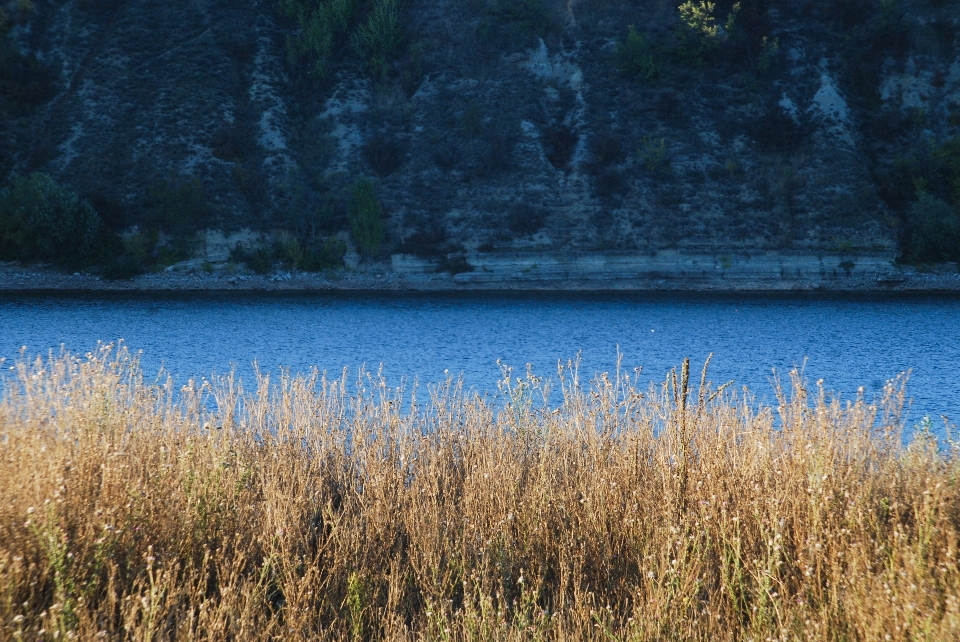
[1,0,959,275]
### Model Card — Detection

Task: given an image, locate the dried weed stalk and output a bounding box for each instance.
[0,347,958,640]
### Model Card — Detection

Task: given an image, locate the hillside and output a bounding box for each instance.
[1,0,959,277]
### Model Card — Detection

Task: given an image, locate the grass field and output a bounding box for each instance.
[1,347,958,640]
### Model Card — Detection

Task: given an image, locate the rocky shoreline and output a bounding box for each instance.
[1,253,959,294]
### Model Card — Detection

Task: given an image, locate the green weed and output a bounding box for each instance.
[616,25,664,81]
[349,178,384,261]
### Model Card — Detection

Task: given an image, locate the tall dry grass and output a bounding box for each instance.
[0,346,958,641]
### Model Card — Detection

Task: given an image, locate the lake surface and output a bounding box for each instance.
[1,292,958,435]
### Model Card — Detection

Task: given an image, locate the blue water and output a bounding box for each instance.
[1,292,958,434]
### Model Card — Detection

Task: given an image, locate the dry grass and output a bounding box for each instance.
[1,346,958,641]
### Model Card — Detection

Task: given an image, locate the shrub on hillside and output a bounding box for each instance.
[593,168,627,200]
[248,246,278,274]
[935,137,960,206]
[672,1,782,72]
[903,192,960,263]
[507,204,547,236]
[0,9,57,115]
[749,103,807,152]
[280,0,362,76]
[101,253,148,280]
[470,129,516,178]
[318,235,348,267]
[211,121,255,164]
[616,25,664,80]
[886,137,960,263]
[432,137,462,172]
[77,0,123,15]
[145,177,212,262]
[363,131,406,176]
[486,0,554,39]
[349,178,384,260]
[542,124,578,171]
[588,131,625,170]
[656,91,685,123]
[438,253,474,275]
[0,173,104,268]
[283,236,347,271]
[638,136,670,172]
[280,0,406,79]
[352,0,404,78]
[675,1,726,66]
[398,224,448,258]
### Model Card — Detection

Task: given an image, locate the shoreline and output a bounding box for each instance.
[2,255,960,294]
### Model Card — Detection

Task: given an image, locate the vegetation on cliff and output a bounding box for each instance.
[0,0,959,274]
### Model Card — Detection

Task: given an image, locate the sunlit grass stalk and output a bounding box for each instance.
[0,345,958,640]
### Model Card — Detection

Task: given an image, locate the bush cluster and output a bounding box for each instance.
[616,25,664,81]
[0,5,57,115]
[351,0,403,78]
[585,131,628,201]
[92,177,218,279]
[906,191,960,263]
[230,236,347,274]
[279,0,405,79]
[887,137,960,264]
[507,203,547,236]
[287,235,349,271]
[363,131,406,176]
[484,0,554,40]
[0,173,111,269]
[349,178,385,260]
[0,168,356,278]
[141,177,214,265]
[675,0,726,65]
[429,99,517,178]
[614,1,780,80]
[749,101,808,152]
[541,123,578,170]
[638,136,670,172]
[0,173,213,280]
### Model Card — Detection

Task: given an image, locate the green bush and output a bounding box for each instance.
[230,235,347,274]
[145,177,210,262]
[674,1,741,67]
[319,235,348,266]
[281,0,361,77]
[230,244,277,274]
[101,253,147,280]
[147,177,209,234]
[280,0,406,78]
[0,3,57,115]
[283,235,347,271]
[934,137,960,206]
[889,137,960,263]
[439,253,474,275]
[352,0,403,78]
[349,178,384,261]
[756,35,779,74]
[616,26,664,81]
[487,0,553,37]
[675,1,720,65]
[904,192,960,263]
[638,136,670,172]
[0,173,103,268]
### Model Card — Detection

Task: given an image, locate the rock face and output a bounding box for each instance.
[2,0,959,268]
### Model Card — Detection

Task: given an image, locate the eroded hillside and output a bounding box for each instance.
[1,0,959,273]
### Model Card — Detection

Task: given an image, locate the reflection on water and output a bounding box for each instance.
[1,292,958,435]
